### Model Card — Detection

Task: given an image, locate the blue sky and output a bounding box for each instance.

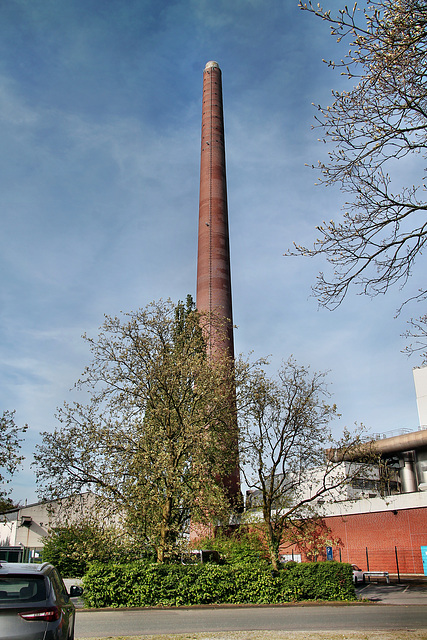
[1,0,424,504]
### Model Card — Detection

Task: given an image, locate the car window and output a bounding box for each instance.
[0,576,46,604]
[50,569,69,603]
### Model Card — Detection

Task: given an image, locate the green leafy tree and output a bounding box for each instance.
[237,357,375,571]
[0,496,19,514]
[42,521,140,577]
[0,410,28,502]
[291,1,427,331]
[34,298,236,562]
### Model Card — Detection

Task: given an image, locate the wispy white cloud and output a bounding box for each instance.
[0,0,423,503]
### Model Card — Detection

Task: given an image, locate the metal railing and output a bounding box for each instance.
[370,425,427,440]
[335,545,425,581]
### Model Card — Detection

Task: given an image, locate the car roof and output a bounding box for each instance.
[0,562,53,575]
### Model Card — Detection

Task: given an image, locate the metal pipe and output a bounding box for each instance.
[395,546,400,584]
[327,429,427,462]
[399,451,418,493]
[370,430,427,455]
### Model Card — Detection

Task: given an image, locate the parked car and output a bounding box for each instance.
[181,549,221,564]
[352,564,365,585]
[0,561,83,640]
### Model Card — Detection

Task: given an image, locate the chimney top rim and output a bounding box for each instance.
[205,61,220,70]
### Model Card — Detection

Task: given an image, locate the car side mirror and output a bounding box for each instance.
[69,586,83,597]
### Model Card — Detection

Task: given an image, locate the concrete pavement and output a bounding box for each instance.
[355,577,427,605]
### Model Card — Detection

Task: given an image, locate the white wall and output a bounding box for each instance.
[0,518,17,546]
[0,492,113,551]
[318,487,427,517]
[413,366,427,428]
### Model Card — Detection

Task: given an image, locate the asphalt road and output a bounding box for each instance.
[74,581,427,638]
[75,604,427,637]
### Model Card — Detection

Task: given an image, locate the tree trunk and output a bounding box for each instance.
[157,546,165,563]
[264,515,280,571]
[157,496,173,563]
[269,546,279,572]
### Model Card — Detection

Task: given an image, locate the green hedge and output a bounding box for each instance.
[82,560,355,607]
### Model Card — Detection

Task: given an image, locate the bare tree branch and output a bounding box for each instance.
[289,1,427,331]
[237,357,376,570]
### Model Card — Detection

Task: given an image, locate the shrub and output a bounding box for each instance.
[42,522,139,577]
[194,529,268,564]
[82,560,355,607]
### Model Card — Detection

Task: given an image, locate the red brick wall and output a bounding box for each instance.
[277,507,426,574]
[322,507,426,574]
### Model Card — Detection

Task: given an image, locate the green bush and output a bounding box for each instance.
[42,523,140,577]
[82,560,355,607]
[195,529,268,564]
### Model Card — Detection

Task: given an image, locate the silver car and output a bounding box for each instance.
[0,561,83,640]
[352,563,365,585]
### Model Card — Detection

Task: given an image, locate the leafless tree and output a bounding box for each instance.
[403,314,427,362]
[237,357,374,570]
[290,1,427,330]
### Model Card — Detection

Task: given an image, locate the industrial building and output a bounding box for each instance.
[275,366,427,575]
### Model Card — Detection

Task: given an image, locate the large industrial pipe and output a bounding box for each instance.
[327,429,427,493]
[415,449,427,490]
[368,429,427,456]
[328,429,427,461]
[399,451,418,493]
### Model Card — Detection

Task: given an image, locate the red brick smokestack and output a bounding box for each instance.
[197,60,234,354]
[196,61,241,504]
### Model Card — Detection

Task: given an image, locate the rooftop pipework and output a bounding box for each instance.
[328,428,427,493]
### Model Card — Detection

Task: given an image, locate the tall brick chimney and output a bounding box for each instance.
[196,61,241,505]
[197,61,234,354]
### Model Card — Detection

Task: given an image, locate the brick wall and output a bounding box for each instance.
[278,506,426,574]
[323,506,426,574]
